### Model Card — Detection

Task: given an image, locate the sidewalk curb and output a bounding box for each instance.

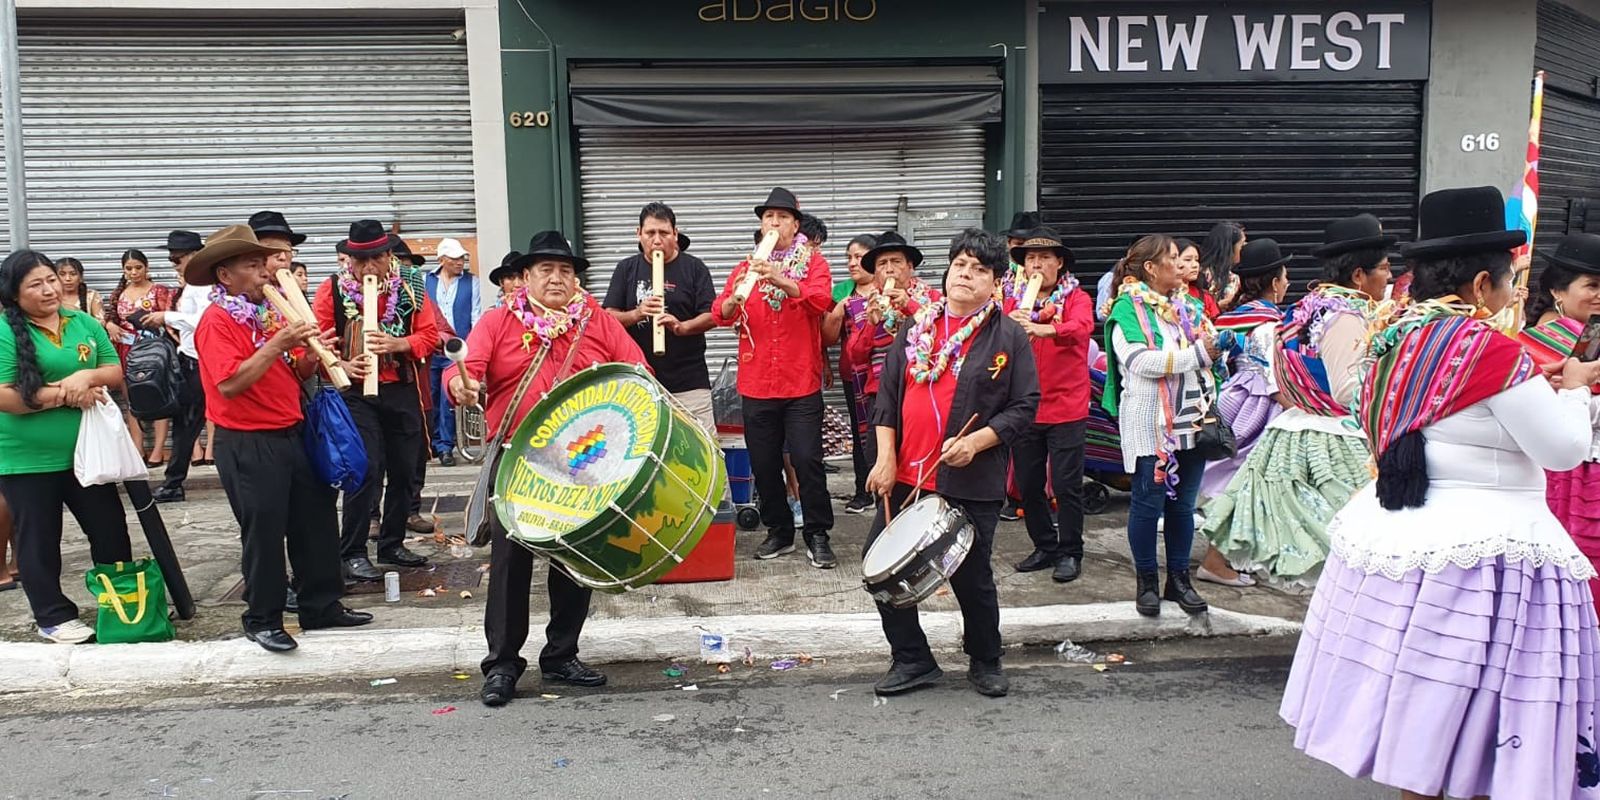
[0,602,1299,694]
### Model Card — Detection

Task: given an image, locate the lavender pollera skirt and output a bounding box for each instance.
[1281,487,1600,798]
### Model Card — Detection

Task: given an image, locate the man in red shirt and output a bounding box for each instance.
[314,220,440,582]
[864,229,1039,698]
[445,230,647,708]
[1004,228,1095,583]
[713,188,837,568]
[189,224,373,653]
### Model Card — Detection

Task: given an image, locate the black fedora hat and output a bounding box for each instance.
[754,187,801,219]
[489,251,523,285]
[1234,238,1293,276]
[1400,186,1527,261]
[388,235,426,267]
[1006,211,1042,239]
[861,231,924,275]
[336,220,397,258]
[512,230,590,274]
[1009,227,1074,267]
[164,230,203,253]
[247,210,307,247]
[1311,213,1398,258]
[637,232,692,254]
[1548,233,1600,276]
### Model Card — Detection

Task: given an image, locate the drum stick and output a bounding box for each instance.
[733,229,781,302]
[1019,273,1044,311]
[362,274,380,397]
[263,285,351,390]
[651,249,667,356]
[882,492,893,526]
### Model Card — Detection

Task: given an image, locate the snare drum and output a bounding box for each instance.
[861,495,975,609]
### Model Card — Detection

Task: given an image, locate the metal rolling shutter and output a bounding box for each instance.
[576,126,987,400]
[1039,82,1423,296]
[0,15,474,291]
[1536,1,1600,247]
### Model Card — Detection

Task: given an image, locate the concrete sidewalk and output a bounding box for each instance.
[0,462,1310,691]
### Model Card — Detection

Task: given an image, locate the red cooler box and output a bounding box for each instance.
[659,505,736,583]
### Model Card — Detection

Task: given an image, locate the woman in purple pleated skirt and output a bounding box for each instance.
[1282,187,1600,799]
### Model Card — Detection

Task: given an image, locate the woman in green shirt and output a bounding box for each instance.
[0,250,133,644]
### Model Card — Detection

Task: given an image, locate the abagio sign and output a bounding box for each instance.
[1039,2,1431,83]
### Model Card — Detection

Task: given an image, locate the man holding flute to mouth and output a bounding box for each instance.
[313,220,440,582]
[602,202,718,435]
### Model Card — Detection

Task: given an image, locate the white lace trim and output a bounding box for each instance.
[1328,522,1599,582]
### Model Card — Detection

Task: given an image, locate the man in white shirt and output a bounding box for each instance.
[154,229,207,503]
[424,237,481,466]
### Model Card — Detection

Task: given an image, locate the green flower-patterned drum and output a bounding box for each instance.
[494,363,727,592]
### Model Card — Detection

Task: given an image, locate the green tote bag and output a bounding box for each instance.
[84,560,175,644]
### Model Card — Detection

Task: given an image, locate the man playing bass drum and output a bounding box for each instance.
[444,231,647,708]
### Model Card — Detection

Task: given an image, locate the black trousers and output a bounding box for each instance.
[408,436,427,517]
[867,483,1002,666]
[1012,420,1088,558]
[160,354,207,491]
[742,392,833,536]
[339,383,424,558]
[481,510,593,678]
[841,373,870,499]
[0,471,132,628]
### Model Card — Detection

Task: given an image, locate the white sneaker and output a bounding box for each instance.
[38,619,95,644]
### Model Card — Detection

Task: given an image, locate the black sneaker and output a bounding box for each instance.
[844,494,873,515]
[804,533,837,569]
[754,532,795,560]
[999,504,1021,522]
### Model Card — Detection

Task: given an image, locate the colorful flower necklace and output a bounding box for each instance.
[209,285,298,360]
[1007,272,1080,322]
[336,270,403,333]
[508,287,593,352]
[1117,279,1210,344]
[757,233,813,311]
[904,299,996,384]
[1368,295,1482,360]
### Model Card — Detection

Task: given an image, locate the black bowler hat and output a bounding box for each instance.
[1311,213,1398,258]
[1234,238,1293,276]
[1400,187,1527,261]
[512,231,590,274]
[388,235,426,267]
[1006,211,1042,239]
[754,187,801,219]
[1008,227,1074,267]
[247,210,307,247]
[164,230,203,252]
[637,232,692,254]
[861,231,924,274]
[336,220,397,258]
[489,251,523,285]
[1548,233,1600,276]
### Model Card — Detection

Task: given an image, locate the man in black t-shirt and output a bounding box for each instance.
[602,202,718,434]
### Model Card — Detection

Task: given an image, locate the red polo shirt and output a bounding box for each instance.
[195,304,304,431]
[441,296,647,436]
[712,249,833,400]
[1004,284,1094,424]
[896,313,975,491]
[313,276,441,384]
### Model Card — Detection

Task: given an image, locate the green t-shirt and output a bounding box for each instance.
[832,279,856,304]
[0,309,120,475]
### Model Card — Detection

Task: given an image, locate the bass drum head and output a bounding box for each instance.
[494,364,664,543]
[861,495,949,579]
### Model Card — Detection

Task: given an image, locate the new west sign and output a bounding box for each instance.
[1039,2,1431,83]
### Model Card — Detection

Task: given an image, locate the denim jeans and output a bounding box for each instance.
[1127,449,1207,574]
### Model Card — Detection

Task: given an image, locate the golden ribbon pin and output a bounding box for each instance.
[521,331,535,352]
[76,343,92,363]
[988,353,1007,380]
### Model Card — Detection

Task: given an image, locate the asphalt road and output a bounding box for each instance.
[0,639,1387,800]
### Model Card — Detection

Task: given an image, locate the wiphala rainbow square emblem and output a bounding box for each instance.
[565,425,609,475]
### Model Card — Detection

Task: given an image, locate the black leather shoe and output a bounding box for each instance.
[1052,556,1082,583]
[152,486,185,504]
[439,452,456,467]
[245,628,297,653]
[541,658,607,687]
[301,607,374,630]
[1135,570,1162,617]
[1015,549,1060,573]
[343,557,383,582]
[874,661,943,696]
[1164,570,1209,615]
[754,532,795,560]
[967,658,1010,697]
[284,586,299,614]
[377,547,429,568]
[481,672,517,707]
[804,533,837,570]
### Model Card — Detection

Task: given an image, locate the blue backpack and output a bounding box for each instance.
[302,386,368,492]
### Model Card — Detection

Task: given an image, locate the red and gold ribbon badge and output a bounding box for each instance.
[988,352,1008,380]
[76,343,92,363]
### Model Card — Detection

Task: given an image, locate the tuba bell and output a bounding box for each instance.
[444,337,487,464]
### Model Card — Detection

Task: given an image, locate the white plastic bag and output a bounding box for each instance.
[74,398,148,486]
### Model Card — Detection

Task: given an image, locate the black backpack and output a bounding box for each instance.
[124,334,183,421]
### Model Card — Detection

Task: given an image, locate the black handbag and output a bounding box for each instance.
[1193,411,1238,461]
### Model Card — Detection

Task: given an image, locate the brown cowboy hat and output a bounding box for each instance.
[185,224,289,286]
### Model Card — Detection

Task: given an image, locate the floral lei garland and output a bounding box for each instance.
[904,299,997,384]
[336,270,404,334]
[507,287,593,352]
[756,233,813,311]
[208,285,299,360]
[1006,272,1081,322]
[1368,295,1485,361]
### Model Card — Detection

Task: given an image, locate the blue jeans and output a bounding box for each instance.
[1127,450,1207,574]
[429,362,455,457]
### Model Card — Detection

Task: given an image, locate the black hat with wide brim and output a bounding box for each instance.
[754,187,801,219]
[489,251,523,285]
[861,231,923,275]
[1008,227,1074,267]
[1548,233,1600,276]
[336,219,397,258]
[247,210,307,247]
[1234,238,1293,276]
[512,230,590,274]
[1311,213,1399,258]
[1006,211,1042,239]
[1400,186,1527,261]
[388,235,426,267]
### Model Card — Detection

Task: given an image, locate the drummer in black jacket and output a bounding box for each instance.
[864,228,1041,697]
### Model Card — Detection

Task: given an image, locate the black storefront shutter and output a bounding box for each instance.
[1535,1,1600,256]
